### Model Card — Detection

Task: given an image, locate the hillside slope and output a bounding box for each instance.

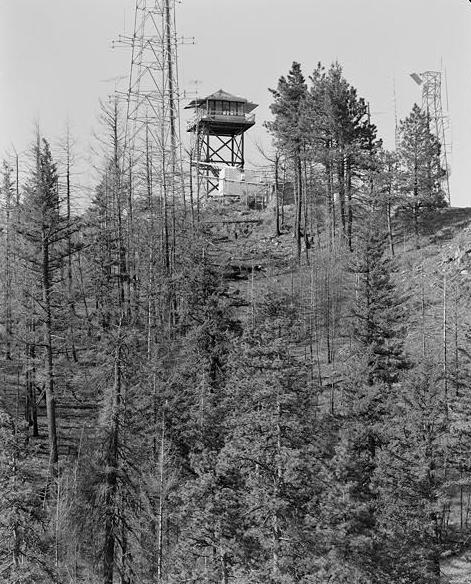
[3,202,471,581]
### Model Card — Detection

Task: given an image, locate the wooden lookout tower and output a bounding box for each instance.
[186,89,258,197]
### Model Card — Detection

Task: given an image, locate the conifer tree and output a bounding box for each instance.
[0,411,58,583]
[318,211,409,582]
[307,62,379,248]
[350,211,409,387]
[375,364,449,583]
[397,104,446,244]
[218,293,319,582]
[18,136,77,475]
[267,62,308,260]
[0,161,16,361]
[160,257,238,583]
[372,149,399,256]
[73,99,141,583]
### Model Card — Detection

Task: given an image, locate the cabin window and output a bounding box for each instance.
[207,99,245,116]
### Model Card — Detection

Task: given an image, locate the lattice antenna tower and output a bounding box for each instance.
[393,76,399,151]
[411,70,451,202]
[117,0,185,217]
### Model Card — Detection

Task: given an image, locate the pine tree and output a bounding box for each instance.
[318,212,409,582]
[0,160,16,361]
[371,149,399,256]
[0,410,58,583]
[375,364,449,583]
[18,136,78,475]
[160,257,239,583]
[218,293,320,583]
[350,212,409,387]
[397,104,447,245]
[267,62,308,260]
[74,100,138,583]
[307,62,379,249]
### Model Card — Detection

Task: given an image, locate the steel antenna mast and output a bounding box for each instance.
[410,70,451,203]
[421,71,451,203]
[116,0,186,269]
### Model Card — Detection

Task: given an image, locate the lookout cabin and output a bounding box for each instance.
[186,89,257,139]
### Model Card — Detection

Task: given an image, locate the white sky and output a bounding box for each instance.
[1,0,470,205]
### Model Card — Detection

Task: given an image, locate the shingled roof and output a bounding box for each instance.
[185,89,257,112]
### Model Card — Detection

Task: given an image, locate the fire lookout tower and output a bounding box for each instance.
[186,89,258,197]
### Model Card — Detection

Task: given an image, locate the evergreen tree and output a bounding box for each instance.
[375,364,449,583]
[0,411,58,583]
[370,149,399,256]
[397,104,447,244]
[350,212,409,387]
[318,212,409,582]
[307,62,379,248]
[18,136,78,475]
[74,100,139,583]
[0,160,16,361]
[267,62,308,260]
[218,293,320,583]
[162,257,239,583]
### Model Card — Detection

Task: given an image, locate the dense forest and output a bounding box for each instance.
[0,60,469,584]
